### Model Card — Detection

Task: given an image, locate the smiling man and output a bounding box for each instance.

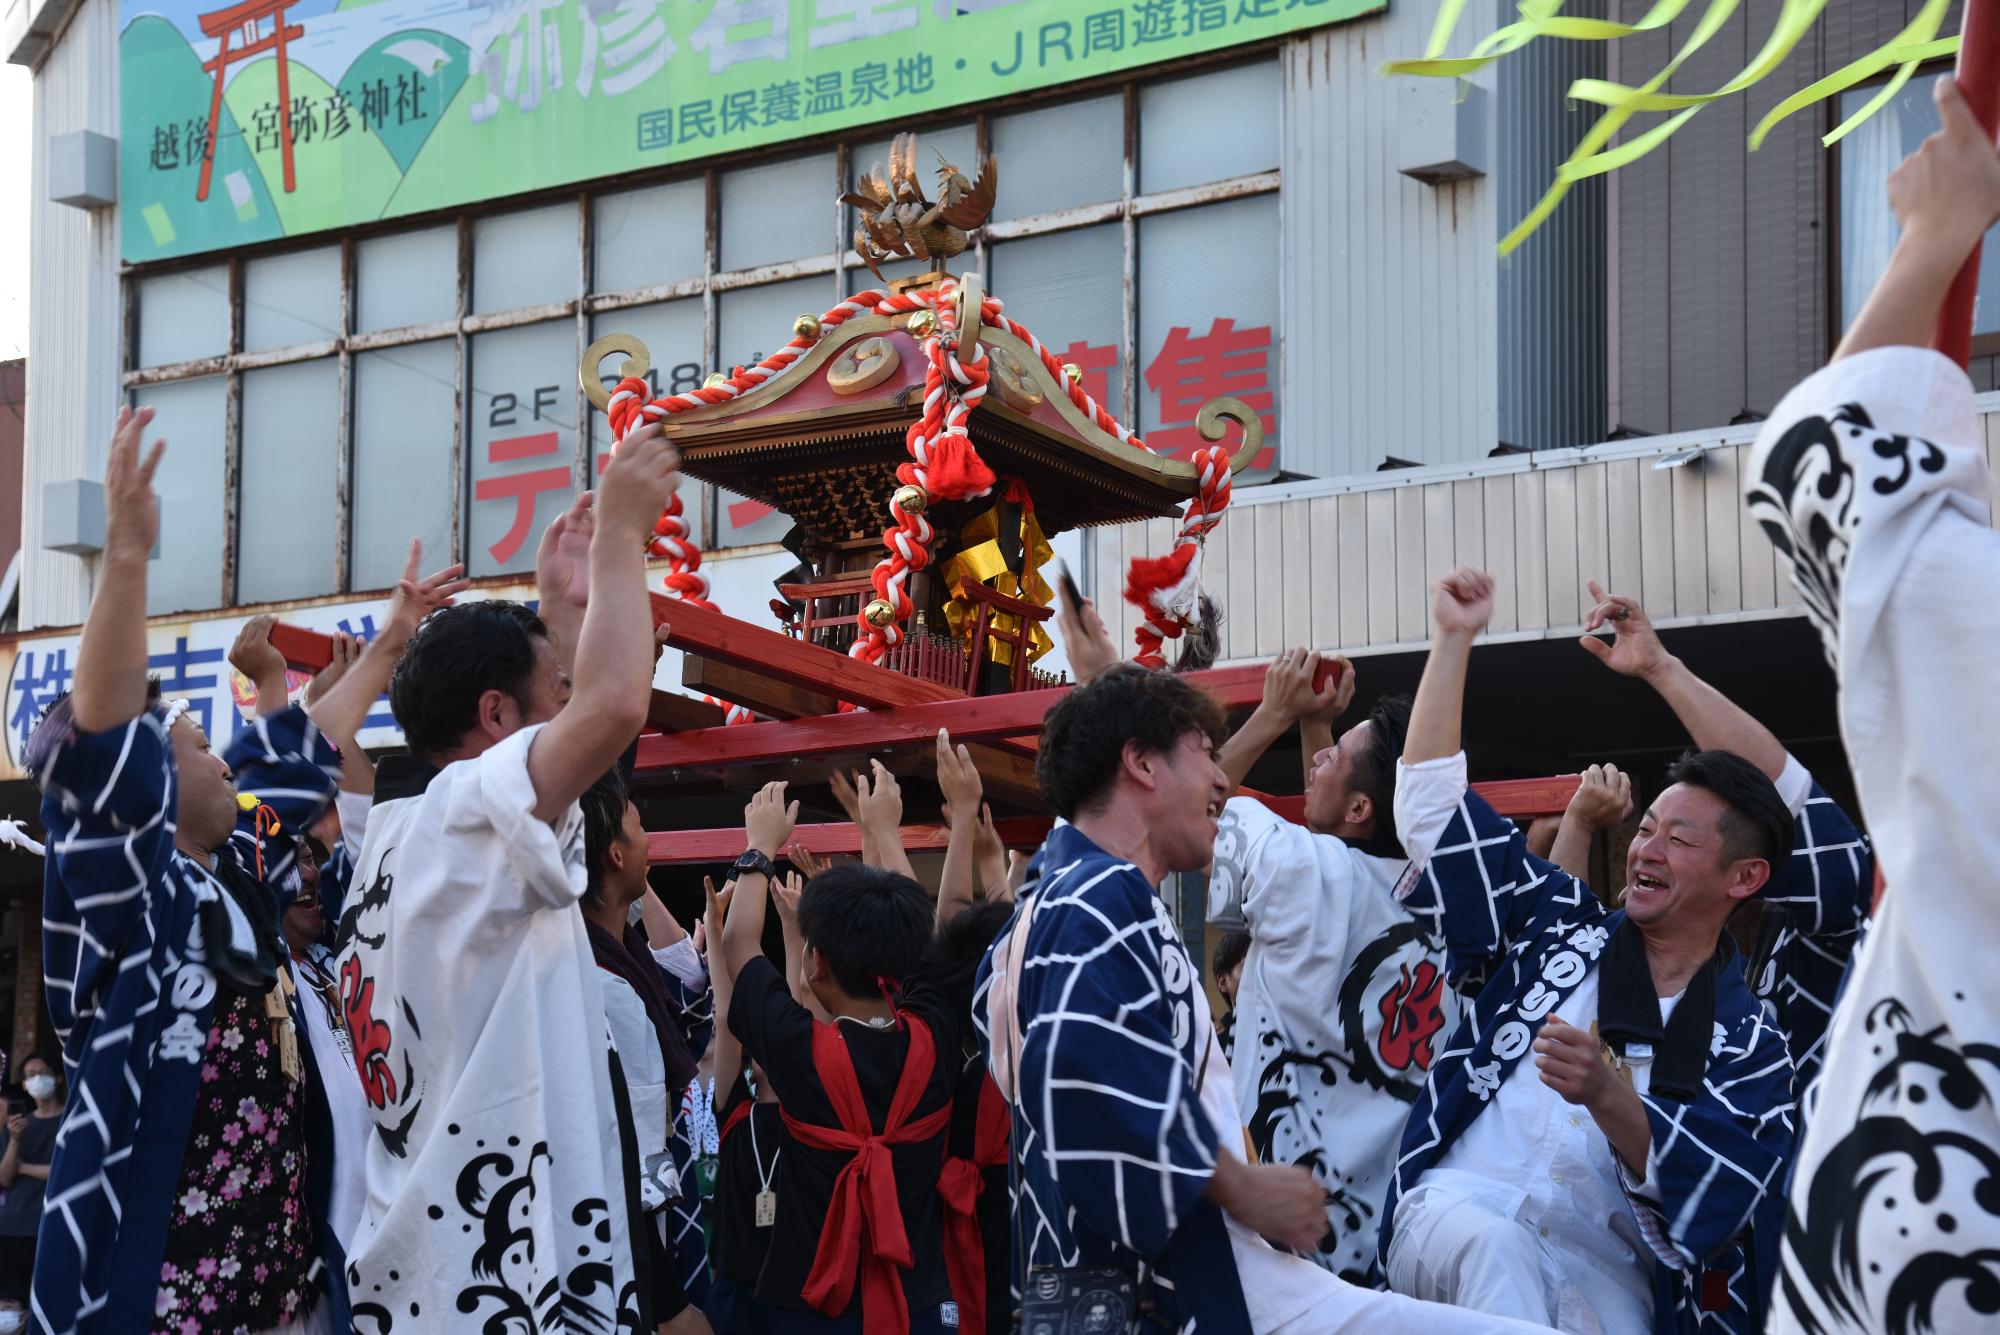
[1377,568,1803,1335]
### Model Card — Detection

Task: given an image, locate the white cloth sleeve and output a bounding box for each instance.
[1772,752,1813,817]
[652,937,707,990]
[335,788,374,864]
[1391,752,1470,891]
[468,723,588,913]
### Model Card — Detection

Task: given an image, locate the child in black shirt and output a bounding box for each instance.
[719,782,964,1335]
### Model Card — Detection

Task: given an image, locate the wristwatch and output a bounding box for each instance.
[729,848,775,882]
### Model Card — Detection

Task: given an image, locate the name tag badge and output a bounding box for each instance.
[755,1189,777,1228]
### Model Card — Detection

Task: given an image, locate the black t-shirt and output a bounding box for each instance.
[711,1078,784,1286]
[948,1055,1013,1335]
[728,957,963,1317]
[0,1111,60,1237]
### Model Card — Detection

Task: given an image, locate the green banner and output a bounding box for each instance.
[118,0,1379,264]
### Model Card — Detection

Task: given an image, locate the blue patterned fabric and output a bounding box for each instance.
[1380,780,1799,1334]
[975,823,1251,1334]
[32,705,338,1333]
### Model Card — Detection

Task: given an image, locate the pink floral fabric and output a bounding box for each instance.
[151,988,318,1335]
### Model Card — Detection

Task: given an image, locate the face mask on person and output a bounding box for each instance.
[24,1075,55,1101]
[0,1310,26,1332]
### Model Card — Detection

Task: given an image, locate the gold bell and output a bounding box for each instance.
[891,484,927,515]
[702,371,729,389]
[863,598,898,628]
[793,314,820,339]
[1062,363,1084,385]
[907,308,938,339]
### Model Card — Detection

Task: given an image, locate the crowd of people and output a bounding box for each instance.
[0,72,1993,1335]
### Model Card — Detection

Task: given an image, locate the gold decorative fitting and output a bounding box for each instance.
[984,343,1043,413]
[843,131,998,283]
[954,272,984,362]
[1063,363,1084,385]
[892,483,927,515]
[580,333,653,413]
[702,371,730,390]
[863,598,898,628]
[1196,396,1269,474]
[793,314,821,339]
[907,308,939,339]
[826,335,901,396]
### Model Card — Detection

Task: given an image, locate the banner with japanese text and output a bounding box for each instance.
[119,0,1378,262]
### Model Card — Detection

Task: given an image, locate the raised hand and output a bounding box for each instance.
[745,780,799,859]
[972,802,1010,901]
[1578,581,1673,681]
[595,423,681,545]
[1567,762,1634,833]
[304,630,362,707]
[772,871,805,924]
[229,614,288,686]
[1890,76,2000,254]
[786,840,832,882]
[935,729,983,815]
[1054,590,1120,686]
[104,404,165,564]
[854,760,903,833]
[1260,649,1354,725]
[383,539,471,647]
[1429,567,1494,638]
[536,492,596,613]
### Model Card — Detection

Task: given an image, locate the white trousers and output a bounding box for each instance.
[1227,1214,1556,1334]
[1385,1185,1651,1335]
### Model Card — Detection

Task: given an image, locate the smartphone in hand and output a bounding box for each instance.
[1054,560,1085,613]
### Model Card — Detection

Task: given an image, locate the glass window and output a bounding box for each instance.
[717,274,836,375]
[239,360,339,603]
[586,301,708,547]
[1838,69,2000,335]
[134,377,227,614]
[719,152,837,272]
[357,225,458,333]
[1139,62,1279,195]
[989,224,1125,419]
[713,277,830,548]
[244,247,341,351]
[1137,196,1279,475]
[992,97,1121,219]
[594,179,707,295]
[137,266,230,368]
[353,341,457,591]
[467,322,580,578]
[473,205,578,314]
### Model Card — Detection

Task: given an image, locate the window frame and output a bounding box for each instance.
[1825,58,2000,364]
[120,46,1285,611]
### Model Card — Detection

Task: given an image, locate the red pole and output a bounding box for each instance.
[1935,0,2000,368]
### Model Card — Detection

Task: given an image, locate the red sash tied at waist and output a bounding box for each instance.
[780,1014,951,1335]
[939,1074,1010,1334]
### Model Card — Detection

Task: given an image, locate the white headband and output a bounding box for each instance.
[161,699,191,730]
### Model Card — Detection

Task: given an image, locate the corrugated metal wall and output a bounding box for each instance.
[1084,395,2000,662]
[1495,0,1607,451]
[1279,13,1499,479]
[21,0,118,631]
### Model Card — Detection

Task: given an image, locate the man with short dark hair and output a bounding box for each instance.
[335,425,681,1332]
[1204,648,1456,1281]
[1379,568,1804,1334]
[979,666,1549,1334]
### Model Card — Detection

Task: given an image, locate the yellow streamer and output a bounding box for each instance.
[1391,0,1960,252]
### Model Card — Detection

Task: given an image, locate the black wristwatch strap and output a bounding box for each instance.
[730,849,775,881]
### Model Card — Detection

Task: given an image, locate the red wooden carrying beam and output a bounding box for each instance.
[635,660,1272,773]
[645,776,1584,865]
[267,623,334,673]
[1936,0,2000,367]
